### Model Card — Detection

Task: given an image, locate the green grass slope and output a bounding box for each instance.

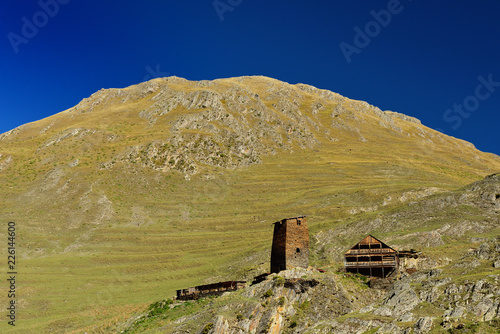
[0,76,499,333]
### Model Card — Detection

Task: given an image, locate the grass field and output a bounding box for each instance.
[0,76,499,333]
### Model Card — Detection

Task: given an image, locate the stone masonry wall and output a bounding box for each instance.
[270,221,287,273]
[270,216,309,273]
[285,216,309,270]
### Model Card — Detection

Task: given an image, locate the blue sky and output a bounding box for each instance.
[1,0,499,155]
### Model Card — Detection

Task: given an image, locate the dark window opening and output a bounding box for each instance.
[495,194,500,200]
[296,248,301,253]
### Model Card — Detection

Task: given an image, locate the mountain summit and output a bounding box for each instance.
[2,76,498,179]
[0,76,499,333]
[2,76,498,178]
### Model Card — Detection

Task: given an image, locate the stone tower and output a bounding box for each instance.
[270,216,309,273]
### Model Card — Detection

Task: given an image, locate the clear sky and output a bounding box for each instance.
[1,0,499,155]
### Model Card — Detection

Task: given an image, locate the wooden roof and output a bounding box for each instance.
[346,235,396,252]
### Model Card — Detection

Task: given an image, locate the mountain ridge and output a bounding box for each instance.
[1,76,498,179]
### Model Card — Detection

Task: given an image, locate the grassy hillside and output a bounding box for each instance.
[0,76,499,333]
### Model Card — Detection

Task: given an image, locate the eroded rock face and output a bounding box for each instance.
[455,237,500,271]
[162,268,369,334]
[413,317,434,334]
[0,153,13,171]
[470,173,500,202]
[123,85,322,174]
[475,237,500,261]
[373,282,420,317]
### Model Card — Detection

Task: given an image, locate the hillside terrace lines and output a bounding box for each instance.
[91,229,267,252]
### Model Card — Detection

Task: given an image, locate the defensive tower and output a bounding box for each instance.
[270,216,309,273]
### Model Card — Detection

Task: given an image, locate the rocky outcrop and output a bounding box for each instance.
[0,153,13,172]
[385,110,422,124]
[413,317,434,334]
[454,237,500,271]
[205,268,353,334]
[122,255,500,333]
[373,282,420,317]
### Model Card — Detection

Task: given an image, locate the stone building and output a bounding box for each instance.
[270,216,309,273]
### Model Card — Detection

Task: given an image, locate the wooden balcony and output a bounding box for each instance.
[346,248,395,255]
[345,261,397,267]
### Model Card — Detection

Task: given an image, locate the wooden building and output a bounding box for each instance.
[270,216,309,273]
[176,280,246,301]
[344,235,398,278]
